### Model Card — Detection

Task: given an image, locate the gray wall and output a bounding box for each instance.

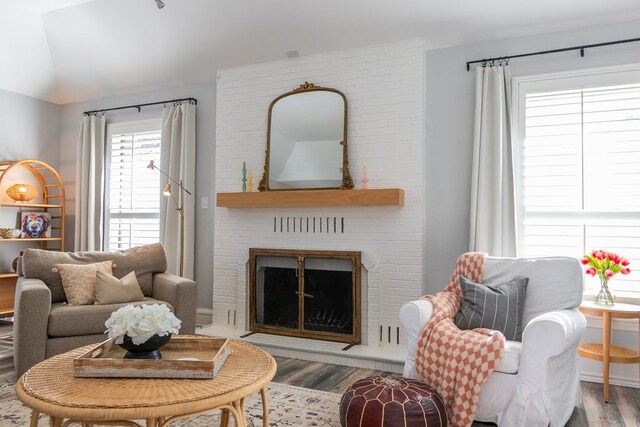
[0,90,61,272]
[60,83,216,309]
[0,89,61,167]
[424,19,640,294]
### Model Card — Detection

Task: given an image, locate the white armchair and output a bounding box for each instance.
[400,256,587,427]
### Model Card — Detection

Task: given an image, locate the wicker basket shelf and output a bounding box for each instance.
[578,342,640,364]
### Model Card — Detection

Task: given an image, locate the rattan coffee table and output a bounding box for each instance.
[16,339,276,427]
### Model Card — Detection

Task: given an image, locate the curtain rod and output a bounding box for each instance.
[466,36,640,71]
[83,97,197,116]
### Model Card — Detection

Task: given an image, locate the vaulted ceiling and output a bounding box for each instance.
[2,0,640,105]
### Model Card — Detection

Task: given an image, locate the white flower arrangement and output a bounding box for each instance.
[105,304,181,345]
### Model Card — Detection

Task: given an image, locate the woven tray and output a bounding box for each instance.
[73,335,232,379]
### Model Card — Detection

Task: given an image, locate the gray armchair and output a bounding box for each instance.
[13,243,197,376]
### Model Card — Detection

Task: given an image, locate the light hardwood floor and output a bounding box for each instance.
[1,321,638,426]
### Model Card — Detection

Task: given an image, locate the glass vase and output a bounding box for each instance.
[593,277,615,306]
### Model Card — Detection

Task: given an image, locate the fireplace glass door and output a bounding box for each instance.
[249,248,361,345]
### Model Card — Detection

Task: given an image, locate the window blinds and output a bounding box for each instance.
[522,83,640,294]
[105,128,161,252]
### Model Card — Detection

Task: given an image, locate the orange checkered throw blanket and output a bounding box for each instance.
[415,252,505,427]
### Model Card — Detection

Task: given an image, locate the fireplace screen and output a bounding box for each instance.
[249,249,361,345]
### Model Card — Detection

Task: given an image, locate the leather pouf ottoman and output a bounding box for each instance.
[340,376,447,427]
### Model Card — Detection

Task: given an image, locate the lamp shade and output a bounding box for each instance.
[6,183,38,202]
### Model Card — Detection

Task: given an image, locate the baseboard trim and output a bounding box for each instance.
[196,308,214,328]
[580,372,640,389]
[585,315,638,332]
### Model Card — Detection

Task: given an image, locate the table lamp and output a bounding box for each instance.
[6,183,38,202]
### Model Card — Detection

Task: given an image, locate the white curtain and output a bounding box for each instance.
[159,102,196,278]
[469,65,517,256]
[75,114,105,251]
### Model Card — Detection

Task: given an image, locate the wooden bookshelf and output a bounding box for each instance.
[0,274,16,316]
[0,159,66,315]
[1,203,63,209]
[0,237,63,242]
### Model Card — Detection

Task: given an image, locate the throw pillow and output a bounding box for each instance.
[454,275,528,341]
[55,261,113,305]
[95,270,145,305]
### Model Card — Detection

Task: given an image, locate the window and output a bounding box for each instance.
[514,66,640,297]
[104,120,162,251]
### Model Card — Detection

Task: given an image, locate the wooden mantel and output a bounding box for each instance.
[216,188,404,208]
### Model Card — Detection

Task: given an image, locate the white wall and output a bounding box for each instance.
[0,89,60,272]
[59,83,216,309]
[214,39,426,348]
[425,19,640,387]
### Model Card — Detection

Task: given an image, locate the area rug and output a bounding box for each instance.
[0,371,342,426]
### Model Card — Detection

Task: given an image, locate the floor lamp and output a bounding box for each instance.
[147,160,192,276]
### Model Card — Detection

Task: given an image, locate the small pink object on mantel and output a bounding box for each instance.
[361,166,368,190]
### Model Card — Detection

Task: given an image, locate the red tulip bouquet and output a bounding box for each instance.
[581,250,631,305]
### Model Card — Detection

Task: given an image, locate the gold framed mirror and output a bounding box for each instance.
[258,82,354,191]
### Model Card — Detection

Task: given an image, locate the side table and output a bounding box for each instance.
[578,301,640,402]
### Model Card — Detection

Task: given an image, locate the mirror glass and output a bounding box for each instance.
[260,83,353,191]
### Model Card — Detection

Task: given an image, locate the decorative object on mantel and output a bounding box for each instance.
[105,304,181,360]
[258,82,354,191]
[248,171,254,192]
[361,166,369,190]
[146,159,192,276]
[6,183,38,202]
[581,250,631,306]
[242,161,247,192]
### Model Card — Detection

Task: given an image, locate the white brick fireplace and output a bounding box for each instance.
[209,39,426,366]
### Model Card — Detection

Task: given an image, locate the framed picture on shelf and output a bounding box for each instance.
[20,212,51,238]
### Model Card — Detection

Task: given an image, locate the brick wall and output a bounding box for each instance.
[214,39,425,348]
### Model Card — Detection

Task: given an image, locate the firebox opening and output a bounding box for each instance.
[249,249,361,344]
[258,267,353,335]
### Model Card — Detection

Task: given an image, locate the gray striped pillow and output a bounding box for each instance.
[454,275,528,341]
